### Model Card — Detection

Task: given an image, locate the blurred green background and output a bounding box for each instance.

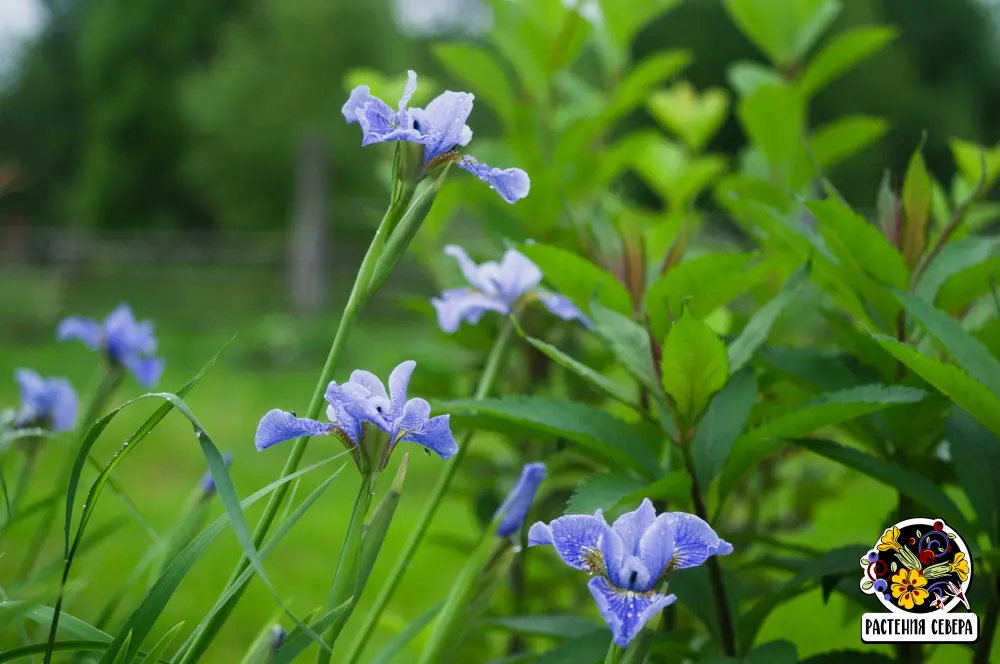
[2,0,1000,661]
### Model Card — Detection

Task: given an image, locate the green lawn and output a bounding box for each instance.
[0,262,985,662]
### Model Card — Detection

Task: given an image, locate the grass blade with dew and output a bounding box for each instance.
[136,622,185,664]
[172,460,349,662]
[42,342,231,664]
[98,456,347,663]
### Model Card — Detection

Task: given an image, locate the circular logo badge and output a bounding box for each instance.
[860,517,973,615]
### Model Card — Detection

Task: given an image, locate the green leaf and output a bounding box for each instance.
[599,0,684,64]
[567,472,646,514]
[915,237,1000,304]
[946,408,1000,545]
[737,82,805,169]
[727,61,785,97]
[111,634,132,664]
[367,603,441,664]
[622,470,693,508]
[661,309,730,425]
[483,614,603,639]
[810,115,889,171]
[902,143,932,270]
[737,546,859,652]
[807,199,909,290]
[798,26,898,98]
[516,323,641,410]
[724,0,840,67]
[607,50,692,122]
[630,136,728,209]
[937,255,1000,313]
[589,300,662,397]
[518,243,632,317]
[692,368,758,487]
[789,438,970,532]
[431,43,516,128]
[873,334,1000,439]
[719,384,926,502]
[704,640,799,664]
[950,138,1000,191]
[356,454,409,601]
[645,253,774,340]
[441,396,662,477]
[0,641,133,663]
[892,288,1000,396]
[728,263,809,374]
[647,81,729,151]
[137,623,184,664]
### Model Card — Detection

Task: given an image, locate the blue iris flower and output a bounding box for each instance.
[199,452,234,497]
[255,360,457,468]
[528,499,733,647]
[57,303,165,388]
[13,369,78,433]
[431,245,591,333]
[342,70,530,204]
[495,462,546,537]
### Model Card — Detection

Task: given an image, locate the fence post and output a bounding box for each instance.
[287,135,328,316]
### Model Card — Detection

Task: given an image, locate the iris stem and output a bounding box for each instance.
[315,472,374,664]
[0,445,40,547]
[341,317,516,664]
[17,367,123,580]
[604,644,622,664]
[681,444,736,656]
[173,172,416,664]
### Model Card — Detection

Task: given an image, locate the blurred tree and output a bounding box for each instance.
[72,0,248,229]
[179,0,412,231]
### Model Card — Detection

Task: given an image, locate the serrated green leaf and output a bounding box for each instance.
[872,334,1000,438]
[624,470,693,510]
[737,82,805,169]
[516,325,640,410]
[518,244,632,317]
[946,408,1000,546]
[483,614,603,639]
[728,263,809,374]
[431,43,515,128]
[692,369,758,487]
[903,144,932,270]
[590,300,662,397]
[661,310,729,425]
[892,288,1000,396]
[798,26,898,98]
[441,396,661,477]
[810,115,889,171]
[789,438,970,532]
[645,253,774,340]
[718,384,926,503]
[567,472,646,514]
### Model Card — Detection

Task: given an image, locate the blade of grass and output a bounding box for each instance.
[137,622,184,664]
[367,603,442,664]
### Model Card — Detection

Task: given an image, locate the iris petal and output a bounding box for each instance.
[587,577,676,647]
[255,410,334,451]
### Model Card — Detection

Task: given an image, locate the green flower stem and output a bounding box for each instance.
[341,318,516,664]
[0,445,41,547]
[681,444,736,657]
[17,367,124,579]
[315,472,374,664]
[604,644,622,664]
[174,176,419,664]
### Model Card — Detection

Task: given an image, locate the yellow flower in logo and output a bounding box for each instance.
[950,552,969,582]
[891,568,929,610]
[878,526,902,552]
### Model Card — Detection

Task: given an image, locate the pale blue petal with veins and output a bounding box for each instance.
[528,499,732,647]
